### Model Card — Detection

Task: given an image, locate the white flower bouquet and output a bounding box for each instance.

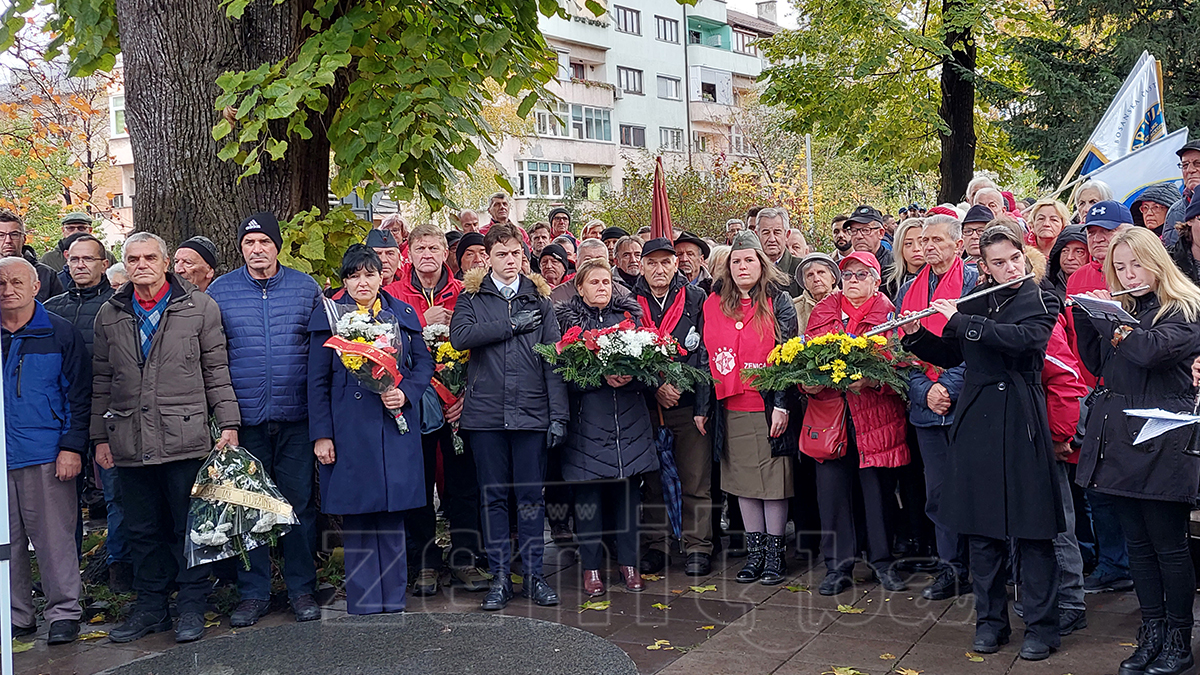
[533,317,710,391]
[323,299,409,433]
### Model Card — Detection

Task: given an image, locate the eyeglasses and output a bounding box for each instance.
[963,226,988,237]
[1179,161,1200,170]
[0,231,25,240]
[67,256,102,265]
[845,226,880,236]
[62,224,91,233]
[841,270,874,282]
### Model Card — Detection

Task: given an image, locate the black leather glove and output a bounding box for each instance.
[511,309,543,334]
[546,421,567,450]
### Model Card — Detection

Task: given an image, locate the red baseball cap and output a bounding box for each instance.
[838,250,882,277]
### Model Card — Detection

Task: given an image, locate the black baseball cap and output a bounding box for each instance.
[846,205,883,225]
[641,237,675,257]
[1177,140,1200,158]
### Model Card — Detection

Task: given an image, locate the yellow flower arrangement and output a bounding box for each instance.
[744,334,914,398]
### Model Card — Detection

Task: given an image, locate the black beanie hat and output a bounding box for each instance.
[238,212,283,252]
[547,207,571,225]
[178,235,219,269]
[456,231,485,268]
[538,243,570,270]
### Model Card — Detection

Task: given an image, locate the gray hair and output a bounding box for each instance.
[578,237,608,260]
[965,175,999,202]
[615,235,642,254]
[922,214,962,241]
[755,207,789,229]
[459,209,475,220]
[0,256,37,282]
[106,263,126,283]
[1070,179,1114,208]
[725,218,744,230]
[973,187,1004,206]
[124,231,170,260]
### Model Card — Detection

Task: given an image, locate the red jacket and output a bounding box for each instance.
[384,263,462,327]
[805,291,910,469]
[1063,260,1106,387]
[1043,316,1088,462]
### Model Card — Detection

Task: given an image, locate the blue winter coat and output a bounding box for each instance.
[307,291,433,515]
[894,263,977,428]
[2,302,91,469]
[208,265,322,426]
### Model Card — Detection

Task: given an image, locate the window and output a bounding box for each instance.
[656,75,680,100]
[535,103,570,137]
[701,82,717,101]
[687,29,702,45]
[692,132,709,152]
[110,95,127,137]
[617,67,643,95]
[655,16,679,43]
[518,161,574,198]
[570,104,612,141]
[734,30,758,56]
[614,6,640,34]
[731,129,748,155]
[570,62,587,80]
[620,125,646,148]
[660,127,683,152]
[110,193,126,209]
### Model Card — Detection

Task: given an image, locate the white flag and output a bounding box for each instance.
[1085,127,1187,207]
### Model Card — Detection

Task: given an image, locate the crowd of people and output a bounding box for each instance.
[5,140,1200,675]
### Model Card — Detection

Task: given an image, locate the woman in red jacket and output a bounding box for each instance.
[804,251,911,596]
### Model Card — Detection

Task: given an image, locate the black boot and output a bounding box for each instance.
[735,532,766,583]
[1146,625,1194,675]
[759,534,787,586]
[1120,620,1166,675]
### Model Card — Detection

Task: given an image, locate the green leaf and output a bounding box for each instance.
[836,604,865,614]
[578,600,610,613]
[965,652,985,662]
[651,602,669,610]
[784,584,810,594]
[517,91,539,118]
[689,584,717,593]
[212,118,232,141]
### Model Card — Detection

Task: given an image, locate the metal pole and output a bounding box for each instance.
[0,341,13,675]
[804,133,815,229]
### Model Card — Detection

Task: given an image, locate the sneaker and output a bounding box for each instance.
[109,610,171,643]
[1058,608,1087,636]
[1084,570,1134,594]
[411,568,439,597]
[229,599,271,628]
[291,594,321,622]
[450,566,491,592]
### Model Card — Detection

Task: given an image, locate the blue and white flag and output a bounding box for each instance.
[1061,51,1167,186]
[1085,127,1188,207]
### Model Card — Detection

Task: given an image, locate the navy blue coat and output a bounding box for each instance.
[208,265,322,426]
[2,302,91,469]
[307,291,433,515]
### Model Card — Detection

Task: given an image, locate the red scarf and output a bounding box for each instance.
[839,293,878,335]
[637,286,687,338]
[702,294,775,401]
[900,257,965,337]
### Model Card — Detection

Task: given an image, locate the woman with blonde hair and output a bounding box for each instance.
[1026,199,1071,257]
[885,218,926,298]
[702,232,797,586]
[1074,226,1200,675]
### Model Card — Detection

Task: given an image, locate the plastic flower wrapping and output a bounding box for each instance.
[323,299,409,433]
[533,316,711,391]
[742,333,916,399]
[186,444,299,569]
[423,322,469,454]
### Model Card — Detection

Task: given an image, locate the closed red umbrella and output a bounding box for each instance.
[650,155,673,240]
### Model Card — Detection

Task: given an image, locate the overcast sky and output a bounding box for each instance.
[727,0,800,29]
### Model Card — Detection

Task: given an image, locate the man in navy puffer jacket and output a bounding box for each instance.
[207,212,323,626]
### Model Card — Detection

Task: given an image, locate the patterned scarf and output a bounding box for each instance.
[132,290,171,360]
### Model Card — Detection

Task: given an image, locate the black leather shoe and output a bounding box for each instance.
[1019,636,1052,661]
[480,578,514,611]
[109,610,172,643]
[1146,626,1195,675]
[522,576,560,607]
[1058,608,1087,636]
[640,549,667,575]
[684,552,712,577]
[175,612,205,643]
[876,567,908,592]
[1120,619,1166,675]
[818,571,852,596]
[923,568,969,600]
[12,622,36,638]
[47,619,79,645]
[291,594,321,622]
[229,599,271,628]
[973,632,1010,654]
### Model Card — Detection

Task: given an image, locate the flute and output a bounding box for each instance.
[1064,285,1150,306]
[864,273,1035,337]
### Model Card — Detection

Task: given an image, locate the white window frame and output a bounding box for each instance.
[660,127,683,152]
[110,94,127,137]
[619,124,646,148]
[614,6,640,35]
[617,67,643,95]
[656,75,681,100]
[518,160,574,198]
[733,30,758,56]
[570,104,612,142]
[692,131,709,153]
[535,102,570,137]
[655,16,679,43]
[731,128,748,155]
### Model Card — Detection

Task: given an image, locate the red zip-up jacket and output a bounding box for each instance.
[1043,315,1089,463]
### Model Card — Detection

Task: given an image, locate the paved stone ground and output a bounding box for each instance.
[12,538,1165,675]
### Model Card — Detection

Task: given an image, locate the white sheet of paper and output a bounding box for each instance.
[1125,408,1200,444]
[1070,295,1139,324]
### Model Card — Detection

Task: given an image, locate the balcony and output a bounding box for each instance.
[549,78,616,108]
[689,100,735,128]
[545,0,612,48]
[688,0,729,24]
[686,43,763,78]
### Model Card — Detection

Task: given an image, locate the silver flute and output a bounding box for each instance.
[1064,285,1150,306]
[864,273,1035,337]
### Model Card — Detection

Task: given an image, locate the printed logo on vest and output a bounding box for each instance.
[714,347,736,376]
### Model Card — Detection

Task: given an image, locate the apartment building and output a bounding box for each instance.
[497,0,780,220]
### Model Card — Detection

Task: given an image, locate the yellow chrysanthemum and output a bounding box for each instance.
[850,373,863,380]
[341,354,366,371]
[767,345,782,365]
[870,335,887,346]
[437,342,468,364]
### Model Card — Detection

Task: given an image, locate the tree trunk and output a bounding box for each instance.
[112,0,333,271]
[937,0,977,205]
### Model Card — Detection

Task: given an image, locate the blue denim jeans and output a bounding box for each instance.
[99,465,129,564]
[1086,488,1130,579]
[1053,462,1086,610]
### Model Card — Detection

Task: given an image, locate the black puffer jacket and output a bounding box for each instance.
[1168,238,1200,287]
[1074,293,1200,503]
[450,269,568,432]
[554,294,658,482]
[630,272,711,417]
[44,276,114,356]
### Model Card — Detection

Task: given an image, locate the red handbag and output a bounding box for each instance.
[799,391,848,462]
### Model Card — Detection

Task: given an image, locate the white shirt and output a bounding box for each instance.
[491,273,520,297]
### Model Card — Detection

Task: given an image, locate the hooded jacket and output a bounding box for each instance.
[450,269,568,432]
[554,294,659,481]
[44,276,114,356]
[1042,226,1088,302]
[384,263,463,327]
[1131,182,1182,236]
[1161,186,1192,247]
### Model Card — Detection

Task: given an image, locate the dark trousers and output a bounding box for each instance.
[970,535,1059,648]
[237,421,317,601]
[119,459,211,615]
[789,453,822,552]
[404,425,484,571]
[342,511,407,615]
[1087,488,1130,578]
[712,461,745,543]
[1112,496,1195,629]
[894,424,933,549]
[915,426,969,577]
[470,430,547,578]
[544,444,574,530]
[814,443,896,573]
[576,478,640,569]
[642,405,714,555]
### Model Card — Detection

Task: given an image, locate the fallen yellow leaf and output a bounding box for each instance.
[785,584,811,593]
[204,611,220,621]
[651,603,670,610]
[880,652,896,659]
[965,652,984,662]
[836,604,865,614]
[822,667,865,675]
[578,600,611,613]
[12,640,33,653]
[689,584,717,593]
[647,639,674,651]
[79,631,108,641]
[642,574,662,582]
[698,625,715,630]
[89,614,105,624]
[894,668,923,675]
[204,619,220,628]
[1120,642,1138,647]
[510,573,523,584]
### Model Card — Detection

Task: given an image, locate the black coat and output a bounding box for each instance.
[1074,294,1200,503]
[44,277,114,356]
[903,279,1064,540]
[22,245,63,302]
[1168,238,1200,287]
[630,272,712,417]
[554,294,658,482]
[1041,226,1088,306]
[450,269,568,432]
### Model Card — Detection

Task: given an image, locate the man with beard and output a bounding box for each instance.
[831,214,852,262]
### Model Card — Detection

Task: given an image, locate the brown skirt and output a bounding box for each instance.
[722,410,794,500]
